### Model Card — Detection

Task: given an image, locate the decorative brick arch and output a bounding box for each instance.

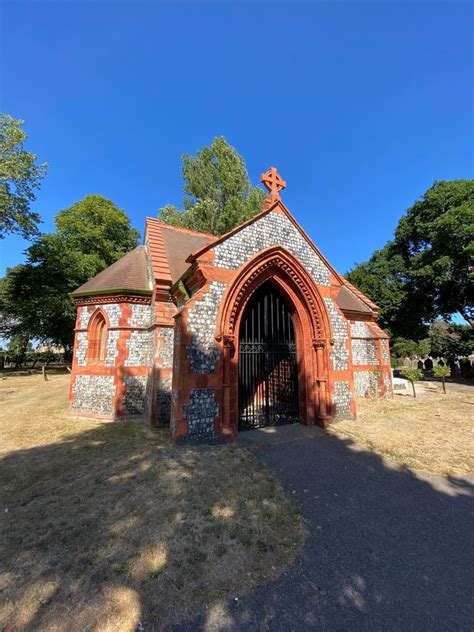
[216,246,333,439]
[86,307,111,364]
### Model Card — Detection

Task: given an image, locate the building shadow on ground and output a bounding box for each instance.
[176,428,474,632]
[1,422,473,631]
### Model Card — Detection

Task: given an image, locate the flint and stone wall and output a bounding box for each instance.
[350,320,392,399]
[186,282,227,373]
[333,381,353,420]
[70,301,158,420]
[71,212,391,439]
[70,375,116,417]
[324,298,350,371]
[354,371,379,397]
[182,388,220,443]
[174,212,364,441]
[212,212,330,286]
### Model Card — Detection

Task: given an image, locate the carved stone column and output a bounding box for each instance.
[216,334,235,439]
[313,338,329,421]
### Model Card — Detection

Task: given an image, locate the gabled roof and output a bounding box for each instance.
[185,197,379,315]
[145,218,214,285]
[335,284,373,315]
[340,278,379,313]
[71,246,152,297]
[70,170,379,318]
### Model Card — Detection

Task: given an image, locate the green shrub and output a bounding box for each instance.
[399,368,423,398]
[433,364,451,378]
[434,364,451,394]
[399,368,423,382]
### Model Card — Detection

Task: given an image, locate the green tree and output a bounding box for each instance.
[391,337,430,360]
[347,180,474,334]
[0,196,139,356]
[55,195,139,265]
[433,364,451,394]
[428,320,473,359]
[5,334,33,369]
[346,244,429,339]
[428,320,461,358]
[395,180,474,326]
[0,114,47,239]
[399,367,423,398]
[158,136,265,235]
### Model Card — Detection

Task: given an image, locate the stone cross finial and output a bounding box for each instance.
[260,167,286,198]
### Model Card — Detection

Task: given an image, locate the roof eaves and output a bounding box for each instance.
[341,278,379,312]
[70,287,153,298]
[145,217,215,239]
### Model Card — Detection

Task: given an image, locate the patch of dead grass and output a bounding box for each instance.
[328,388,474,476]
[0,373,306,630]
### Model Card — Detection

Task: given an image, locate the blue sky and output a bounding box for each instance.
[1,1,472,278]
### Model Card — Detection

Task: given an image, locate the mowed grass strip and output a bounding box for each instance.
[0,373,306,631]
[328,389,474,476]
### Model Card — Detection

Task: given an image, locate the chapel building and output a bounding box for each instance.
[69,168,392,443]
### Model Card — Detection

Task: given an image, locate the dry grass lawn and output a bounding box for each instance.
[329,386,474,476]
[0,372,306,631]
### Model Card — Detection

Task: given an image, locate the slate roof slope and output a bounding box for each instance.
[71,246,152,297]
[71,215,378,319]
[145,218,214,284]
[335,284,373,315]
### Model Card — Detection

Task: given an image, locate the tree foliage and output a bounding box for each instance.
[347,180,474,336]
[399,367,423,397]
[346,243,428,339]
[0,114,47,239]
[0,196,139,354]
[395,180,474,325]
[158,137,265,235]
[391,337,430,359]
[428,320,473,359]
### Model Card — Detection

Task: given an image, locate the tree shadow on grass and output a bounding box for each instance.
[175,431,474,632]
[0,422,305,631]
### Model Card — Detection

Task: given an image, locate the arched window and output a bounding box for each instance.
[89,311,108,363]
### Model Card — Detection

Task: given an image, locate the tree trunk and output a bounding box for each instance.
[411,380,416,398]
[442,377,446,394]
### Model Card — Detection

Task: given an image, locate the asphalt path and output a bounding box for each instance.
[177,427,474,631]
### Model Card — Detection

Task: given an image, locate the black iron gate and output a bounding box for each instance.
[238,282,299,429]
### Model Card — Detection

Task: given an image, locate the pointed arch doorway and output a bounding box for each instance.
[238,281,299,429]
[217,247,333,440]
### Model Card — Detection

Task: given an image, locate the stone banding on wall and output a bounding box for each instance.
[183,388,219,442]
[354,370,379,397]
[333,381,353,420]
[125,330,154,367]
[383,372,393,398]
[102,303,122,326]
[351,339,378,365]
[70,375,116,417]
[212,212,330,286]
[186,281,227,373]
[79,306,93,329]
[104,330,120,367]
[324,298,349,371]
[129,303,154,328]
[76,331,88,367]
[350,321,375,338]
[158,327,174,368]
